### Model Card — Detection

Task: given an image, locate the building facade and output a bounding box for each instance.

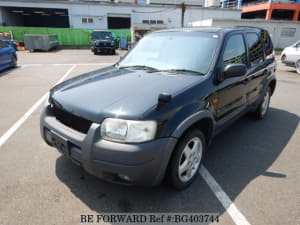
[0,0,240,29]
[220,0,300,21]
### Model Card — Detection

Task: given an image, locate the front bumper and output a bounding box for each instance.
[40,105,177,186]
[91,46,115,52]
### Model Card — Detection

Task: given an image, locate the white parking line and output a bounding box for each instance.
[199,166,251,225]
[0,65,76,148]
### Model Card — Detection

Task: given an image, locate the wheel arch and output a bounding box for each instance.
[172,110,215,145]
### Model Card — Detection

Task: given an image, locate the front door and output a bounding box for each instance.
[215,33,248,125]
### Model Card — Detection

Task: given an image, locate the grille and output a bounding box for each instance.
[97,42,110,47]
[52,105,92,134]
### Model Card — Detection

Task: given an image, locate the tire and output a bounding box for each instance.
[253,87,271,120]
[168,128,206,190]
[11,55,17,68]
[295,59,300,74]
[111,49,116,55]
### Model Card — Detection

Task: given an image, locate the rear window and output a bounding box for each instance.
[246,33,264,66]
[262,31,273,57]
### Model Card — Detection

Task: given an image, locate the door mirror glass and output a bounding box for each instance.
[224,64,246,79]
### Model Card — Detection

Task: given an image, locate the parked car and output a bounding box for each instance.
[0,39,17,71]
[2,39,17,51]
[91,30,116,55]
[281,41,300,74]
[41,27,276,189]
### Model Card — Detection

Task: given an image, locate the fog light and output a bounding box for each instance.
[118,174,131,182]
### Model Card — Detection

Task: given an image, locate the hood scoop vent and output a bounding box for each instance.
[157,93,172,110]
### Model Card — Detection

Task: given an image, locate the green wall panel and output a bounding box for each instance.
[0,27,131,46]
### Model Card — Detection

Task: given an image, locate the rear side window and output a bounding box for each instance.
[262,31,273,57]
[223,34,247,67]
[0,41,7,48]
[246,33,264,66]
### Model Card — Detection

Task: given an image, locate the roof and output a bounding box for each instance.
[154,26,264,34]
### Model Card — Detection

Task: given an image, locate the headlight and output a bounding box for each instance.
[101,118,157,143]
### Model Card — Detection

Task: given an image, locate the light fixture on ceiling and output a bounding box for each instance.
[34,11,44,14]
[54,11,65,15]
[12,10,24,13]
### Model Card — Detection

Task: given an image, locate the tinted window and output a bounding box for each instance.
[119,32,219,74]
[92,31,112,40]
[262,31,273,57]
[223,34,247,67]
[246,33,264,66]
[0,41,8,48]
[295,42,300,48]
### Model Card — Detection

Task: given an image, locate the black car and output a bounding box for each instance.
[41,27,276,189]
[91,30,116,55]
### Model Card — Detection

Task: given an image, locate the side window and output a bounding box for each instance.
[262,31,273,57]
[223,34,247,68]
[295,42,300,48]
[246,33,264,66]
[0,41,7,48]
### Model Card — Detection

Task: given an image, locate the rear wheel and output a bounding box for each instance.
[168,128,206,189]
[296,59,300,74]
[253,87,271,119]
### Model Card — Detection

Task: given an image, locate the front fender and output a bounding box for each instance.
[160,101,215,138]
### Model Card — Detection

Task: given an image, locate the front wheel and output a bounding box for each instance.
[254,87,271,119]
[11,55,17,68]
[168,128,206,189]
[295,59,300,74]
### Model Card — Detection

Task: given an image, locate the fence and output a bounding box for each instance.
[0,27,131,46]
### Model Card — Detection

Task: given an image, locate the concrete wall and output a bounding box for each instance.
[0,0,241,29]
[188,18,300,49]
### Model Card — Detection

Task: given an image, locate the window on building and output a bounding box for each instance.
[246,33,264,66]
[157,20,164,24]
[82,18,87,24]
[82,17,94,24]
[280,28,296,38]
[150,20,156,24]
[223,34,247,67]
[142,20,150,24]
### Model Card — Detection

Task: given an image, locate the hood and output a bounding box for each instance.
[50,67,203,123]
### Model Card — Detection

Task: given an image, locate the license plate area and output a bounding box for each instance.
[51,131,69,155]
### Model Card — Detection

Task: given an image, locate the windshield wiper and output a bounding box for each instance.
[162,69,205,75]
[118,65,160,72]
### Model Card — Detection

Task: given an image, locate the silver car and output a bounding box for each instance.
[281,41,300,74]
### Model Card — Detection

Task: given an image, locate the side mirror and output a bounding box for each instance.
[223,64,246,79]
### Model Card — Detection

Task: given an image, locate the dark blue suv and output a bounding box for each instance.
[41,27,276,189]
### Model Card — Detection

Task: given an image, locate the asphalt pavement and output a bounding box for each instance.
[0,50,299,225]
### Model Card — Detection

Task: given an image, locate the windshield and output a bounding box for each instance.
[118,32,219,74]
[92,31,112,40]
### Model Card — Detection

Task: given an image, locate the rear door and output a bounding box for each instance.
[0,40,11,65]
[215,33,248,123]
[244,32,265,104]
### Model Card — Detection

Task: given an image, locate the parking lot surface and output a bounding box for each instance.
[0,50,299,225]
